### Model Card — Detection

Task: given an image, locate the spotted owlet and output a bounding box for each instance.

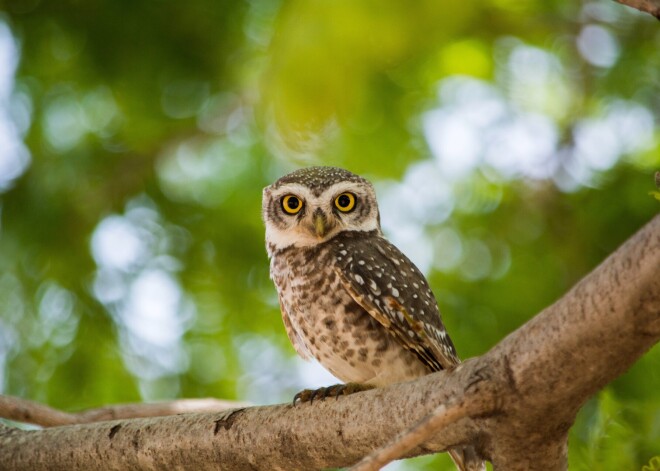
[263,166,483,471]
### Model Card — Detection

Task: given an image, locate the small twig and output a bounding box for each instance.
[0,395,247,427]
[0,395,76,427]
[614,0,660,19]
[349,396,489,471]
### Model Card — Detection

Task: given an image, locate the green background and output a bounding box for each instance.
[0,1,658,469]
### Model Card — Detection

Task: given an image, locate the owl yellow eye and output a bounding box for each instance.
[282,194,303,214]
[334,192,356,212]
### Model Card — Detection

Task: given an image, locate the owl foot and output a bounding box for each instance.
[293,382,374,405]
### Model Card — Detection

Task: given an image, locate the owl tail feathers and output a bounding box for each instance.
[448,446,486,471]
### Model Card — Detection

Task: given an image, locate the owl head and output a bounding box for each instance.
[263,166,382,253]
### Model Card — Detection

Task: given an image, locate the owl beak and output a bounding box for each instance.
[313,213,327,238]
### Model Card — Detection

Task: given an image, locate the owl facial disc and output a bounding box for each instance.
[262,167,381,252]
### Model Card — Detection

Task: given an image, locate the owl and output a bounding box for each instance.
[262,166,482,471]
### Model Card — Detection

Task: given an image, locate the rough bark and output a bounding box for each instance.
[0,214,658,470]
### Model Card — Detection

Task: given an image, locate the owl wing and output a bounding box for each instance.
[279,298,313,360]
[333,234,460,371]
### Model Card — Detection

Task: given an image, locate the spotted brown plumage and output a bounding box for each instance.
[264,166,458,383]
[262,166,483,471]
[332,231,460,372]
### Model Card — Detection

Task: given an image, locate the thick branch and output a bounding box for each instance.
[482,213,660,469]
[0,215,658,470]
[0,366,487,471]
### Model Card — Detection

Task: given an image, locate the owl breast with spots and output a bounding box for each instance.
[270,231,431,387]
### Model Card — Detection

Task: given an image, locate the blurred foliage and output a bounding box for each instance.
[0,0,658,469]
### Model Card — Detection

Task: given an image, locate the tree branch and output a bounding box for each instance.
[0,395,247,427]
[614,0,660,19]
[349,395,490,471]
[0,215,658,470]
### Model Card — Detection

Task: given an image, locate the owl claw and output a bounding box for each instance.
[292,383,374,405]
[292,389,317,405]
[292,387,328,405]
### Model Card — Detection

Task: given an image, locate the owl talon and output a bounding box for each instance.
[293,383,374,405]
[292,389,312,405]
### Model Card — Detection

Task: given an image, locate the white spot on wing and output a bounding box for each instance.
[368,279,379,293]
